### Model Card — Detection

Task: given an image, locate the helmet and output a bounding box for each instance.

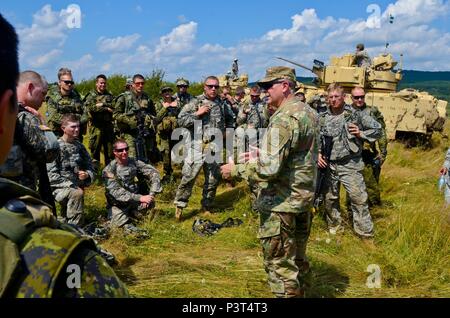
[176,78,189,86]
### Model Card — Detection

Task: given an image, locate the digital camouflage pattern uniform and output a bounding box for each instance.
[174,94,234,210]
[47,138,94,226]
[175,91,193,109]
[232,94,319,298]
[354,49,372,67]
[83,89,115,165]
[0,177,129,298]
[155,98,180,179]
[351,104,387,206]
[45,85,87,138]
[0,104,59,191]
[102,158,162,227]
[113,90,157,162]
[319,104,381,237]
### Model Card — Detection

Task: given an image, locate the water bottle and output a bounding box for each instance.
[438,174,446,192]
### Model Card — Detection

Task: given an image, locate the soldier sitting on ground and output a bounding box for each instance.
[102,139,162,235]
[47,113,95,227]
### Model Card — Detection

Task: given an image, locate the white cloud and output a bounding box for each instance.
[153,22,197,58]
[97,34,141,53]
[29,49,63,68]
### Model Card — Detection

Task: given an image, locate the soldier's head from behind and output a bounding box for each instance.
[176,78,189,94]
[258,66,296,109]
[327,83,346,112]
[203,76,220,100]
[0,14,19,164]
[250,86,261,103]
[60,113,80,142]
[113,139,129,164]
[57,67,74,96]
[351,86,366,108]
[96,74,107,94]
[16,71,48,111]
[132,74,145,95]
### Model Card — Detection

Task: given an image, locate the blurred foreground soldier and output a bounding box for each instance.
[221,66,318,298]
[0,71,59,210]
[84,74,115,166]
[45,68,86,139]
[173,76,234,221]
[0,14,128,298]
[47,114,95,227]
[155,86,180,183]
[102,139,162,235]
[114,74,158,163]
[353,43,372,67]
[349,86,387,206]
[175,78,193,108]
[318,83,381,238]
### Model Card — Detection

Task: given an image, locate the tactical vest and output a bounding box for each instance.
[46,87,85,132]
[115,91,155,134]
[85,90,114,123]
[0,178,96,298]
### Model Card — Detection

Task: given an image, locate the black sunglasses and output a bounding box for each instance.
[205,84,220,89]
[177,85,188,88]
[352,95,365,100]
[62,80,74,85]
[114,147,129,153]
[258,80,283,91]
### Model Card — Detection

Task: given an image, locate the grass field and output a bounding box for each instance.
[81,124,450,298]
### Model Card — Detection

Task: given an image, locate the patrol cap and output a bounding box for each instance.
[257,66,296,88]
[176,78,189,86]
[160,86,173,93]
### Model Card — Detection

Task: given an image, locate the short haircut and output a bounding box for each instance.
[327,83,345,95]
[18,71,47,88]
[235,86,245,95]
[57,68,72,80]
[96,74,107,82]
[204,76,219,84]
[250,85,261,95]
[133,74,145,82]
[351,86,365,95]
[113,139,128,149]
[61,113,80,127]
[0,14,19,98]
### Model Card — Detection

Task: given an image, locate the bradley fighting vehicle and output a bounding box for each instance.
[279,53,448,140]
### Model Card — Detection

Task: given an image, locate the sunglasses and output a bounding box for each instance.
[62,80,74,85]
[259,80,283,91]
[352,95,365,100]
[177,85,188,88]
[114,147,129,153]
[205,84,220,89]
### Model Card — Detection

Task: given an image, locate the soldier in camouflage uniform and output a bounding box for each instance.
[155,86,180,183]
[0,15,128,298]
[173,76,235,221]
[45,68,87,140]
[221,66,318,298]
[47,114,95,227]
[349,86,387,206]
[83,74,115,166]
[113,74,158,163]
[318,84,382,238]
[353,43,372,67]
[102,139,162,233]
[174,78,193,108]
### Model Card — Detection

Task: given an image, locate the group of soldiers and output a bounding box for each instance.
[1,10,392,298]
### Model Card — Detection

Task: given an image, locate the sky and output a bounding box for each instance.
[1,0,450,83]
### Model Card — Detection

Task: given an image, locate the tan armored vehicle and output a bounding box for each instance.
[280,53,448,140]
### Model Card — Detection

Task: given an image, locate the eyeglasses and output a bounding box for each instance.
[114,147,129,153]
[259,80,283,91]
[134,82,145,86]
[352,95,365,100]
[205,84,220,89]
[62,80,74,85]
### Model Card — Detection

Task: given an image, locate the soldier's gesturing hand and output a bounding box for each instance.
[140,194,154,205]
[348,123,361,138]
[196,105,211,117]
[318,153,328,169]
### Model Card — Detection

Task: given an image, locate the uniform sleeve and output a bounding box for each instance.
[177,98,200,128]
[136,160,162,195]
[17,113,48,164]
[154,102,168,125]
[358,111,382,143]
[47,154,74,189]
[113,95,136,130]
[102,165,142,203]
[236,106,248,127]
[224,102,236,129]
[79,144,95,186]
[45,96,62,129]
[233,115,293,182]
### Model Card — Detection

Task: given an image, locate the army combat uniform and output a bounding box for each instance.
[45,85,87,138]
[319,104,382,237]
[174,94,234,210]
[83,89,115,165]
[47,138,94,226]
[113,90,157,162]
[102,158,162,227]
[0,177,129,298]
[155,99,181,180]
[232,95,319,298]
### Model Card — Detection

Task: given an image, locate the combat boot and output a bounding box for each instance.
[175,207,183,221]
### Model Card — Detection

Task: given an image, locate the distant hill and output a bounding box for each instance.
[401,70,450,83]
